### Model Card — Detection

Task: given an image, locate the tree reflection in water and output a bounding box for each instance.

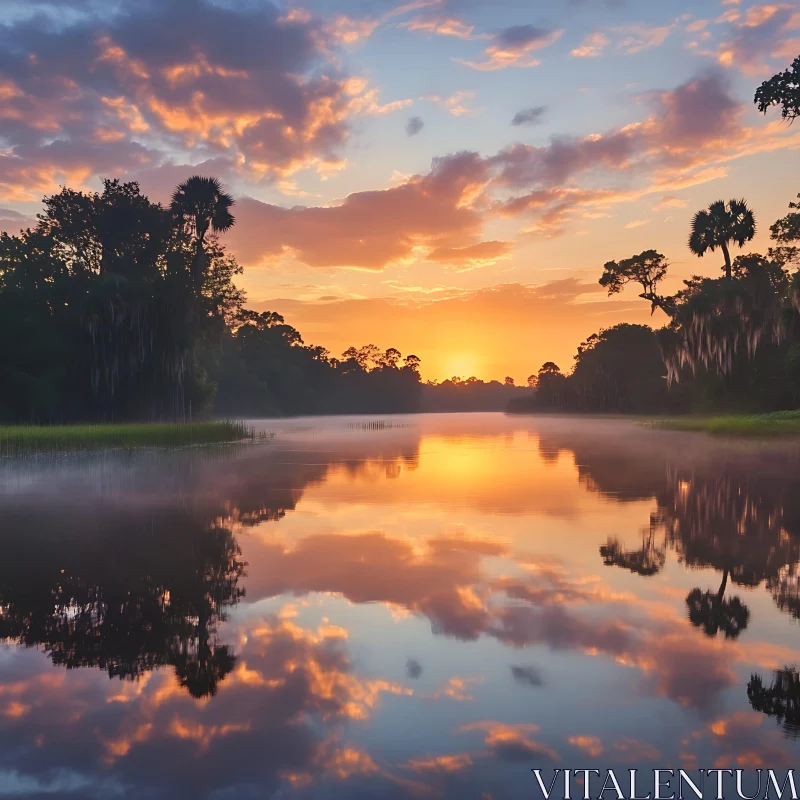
[0,438,421,701]
[768,563,800,619]
[748,668,800,739]
[0,510,246,698]
[585,444,800,636]
[686,569,749,640]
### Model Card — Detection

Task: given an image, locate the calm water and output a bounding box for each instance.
[1,413,799,799]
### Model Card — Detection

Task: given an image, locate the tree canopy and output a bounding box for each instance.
[755,55,800,122]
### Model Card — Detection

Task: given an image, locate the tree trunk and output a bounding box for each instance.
[192,238,206,294]
[721,242,732,281]
[716,568,729,604]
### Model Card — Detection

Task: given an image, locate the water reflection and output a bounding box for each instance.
[598,455,800,632]
[0,509,244,697]
[748,668,800,740]
[0,415,798,798]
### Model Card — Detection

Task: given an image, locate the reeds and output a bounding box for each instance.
[345,420,410,431]
[0,420,254,456]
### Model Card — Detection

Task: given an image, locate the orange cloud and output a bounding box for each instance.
[402,16,479,39]
[459,721,561,762]
[457,25,563,71]
[406,753,473,772]
[427,240,513,270]
[568,735,603,757]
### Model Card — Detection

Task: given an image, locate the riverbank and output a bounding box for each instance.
[0,421,254,456]
[653,410,800,436]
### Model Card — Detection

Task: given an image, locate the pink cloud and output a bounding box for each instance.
[227,151,491,269]
[717,4,800,75]
[571,32,610,58]
[457,25,563,71]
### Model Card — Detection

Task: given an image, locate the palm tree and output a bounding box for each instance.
[688,199,756,280]
[171,176,235,291]
[686,569,750,640]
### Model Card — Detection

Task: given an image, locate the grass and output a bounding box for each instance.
[653,410,800,437]
[0,420,254,456]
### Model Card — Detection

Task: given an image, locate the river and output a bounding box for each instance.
[0,413,798,799]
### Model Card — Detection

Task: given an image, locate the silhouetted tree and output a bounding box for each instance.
[404,354,421,372]
[755,55,800,122]
[599,250,673,315]
[511,326,669,413]
[171,176,235,292]
[688,199,756,281]
[770,193,800,268]
[0,179,243,421]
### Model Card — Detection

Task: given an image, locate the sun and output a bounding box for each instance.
[443,354,479,381]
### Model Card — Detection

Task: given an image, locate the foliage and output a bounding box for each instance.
[0,179,240,422]
[688,199,756,280]
[770,192,800,268]
[599,250,673,315]
[510,324,672,414]
[214,315,424,416]
[171,176,236,292]
[755,55,800,122]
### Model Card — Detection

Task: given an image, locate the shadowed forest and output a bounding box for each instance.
[1,58,799,421]
[0,177,528,421]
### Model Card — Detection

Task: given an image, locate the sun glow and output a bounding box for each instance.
[442,354,480,381]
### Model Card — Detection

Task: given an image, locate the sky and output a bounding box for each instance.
[0,0,799,382]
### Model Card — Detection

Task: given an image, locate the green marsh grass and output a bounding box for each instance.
[0,420,254,456]
[653,410,800,437]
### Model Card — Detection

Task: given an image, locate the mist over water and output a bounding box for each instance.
[0,413,799,799]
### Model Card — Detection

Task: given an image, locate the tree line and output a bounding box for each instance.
[0,175,530,421]
[511,56,800,415]
[0,177,429,421]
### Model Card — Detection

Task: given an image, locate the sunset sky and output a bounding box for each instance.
[1,0,799,381]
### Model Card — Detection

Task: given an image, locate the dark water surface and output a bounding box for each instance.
[1,413,799,799]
